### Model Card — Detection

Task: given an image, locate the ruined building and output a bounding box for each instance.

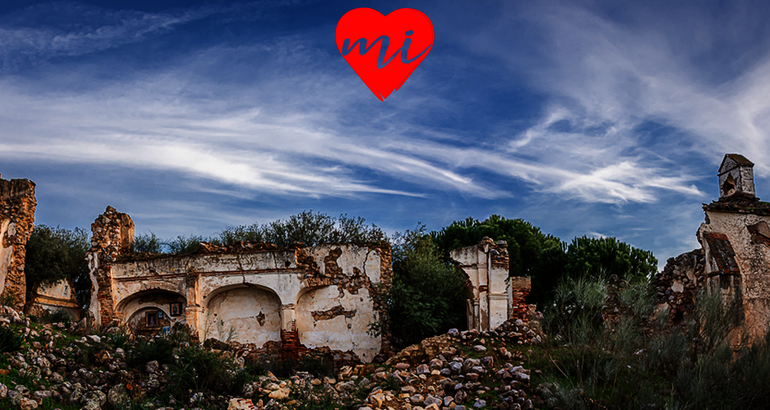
[656,154,770,344]
[450,237,533,331]
[87,207,392,362]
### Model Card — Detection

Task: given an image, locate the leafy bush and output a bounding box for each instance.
[132,232,163,254]
[164,235,206,255]
[166,346,247,398]
[35,309,74,325]
[219,211,385,247]
[0,325,23,353]
[372,232,467,349]
[128,337,175,366]
[566,236,658,283]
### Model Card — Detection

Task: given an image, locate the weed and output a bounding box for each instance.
[128,337,175,366]
[0,324,23,353]
[166,345,247,400]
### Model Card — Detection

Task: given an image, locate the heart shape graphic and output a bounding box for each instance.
[336,8,434,101]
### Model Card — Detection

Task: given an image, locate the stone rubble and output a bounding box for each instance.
[0,304,546,410]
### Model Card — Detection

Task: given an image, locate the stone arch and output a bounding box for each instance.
[203,284,282,345]
[117,289,186,336]
[115,280,186,311]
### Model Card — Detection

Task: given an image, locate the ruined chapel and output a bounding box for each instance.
[655,153,770,344]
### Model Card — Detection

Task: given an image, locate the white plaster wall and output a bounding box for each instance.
[111,251,298,279]
[36,280,75,300]
[307,245,383,284]
[699,211,770,340]
[0,220,12,297]
[204,287,281,345]
[295,286,380,362]
[86,253,101,325]
[740,167,755,195]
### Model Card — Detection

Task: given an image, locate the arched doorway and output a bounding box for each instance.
[118,289,186,336]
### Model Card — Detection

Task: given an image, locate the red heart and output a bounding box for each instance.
[336,8,434,101]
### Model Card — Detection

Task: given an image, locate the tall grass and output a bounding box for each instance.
[538,279,770,409]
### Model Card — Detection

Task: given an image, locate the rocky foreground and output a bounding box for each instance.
[0,307,545,410]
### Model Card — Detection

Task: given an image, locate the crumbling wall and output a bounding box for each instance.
[88,208,390,362]
[87,206,134,326]
[451,237,527,331]
[651,250,706,326]
[0,177,36,312]
[698,207,770,343]
[295,244,386,362]
[508,276,532,322]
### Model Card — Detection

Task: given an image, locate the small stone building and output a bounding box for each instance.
[86,207,392,362]
[450,238,532,331]
[655,154,770,344]
[697,154,770,343]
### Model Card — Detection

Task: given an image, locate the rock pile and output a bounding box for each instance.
[0,304,545,410]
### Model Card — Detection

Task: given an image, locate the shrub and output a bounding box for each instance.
[0,325,23,353]
[219,211,385,247]
[372,233,467,349]
[167,346,247,399]
[36,309,74,325]
[128,337,175,366]
[25,225,90,307]
[132,232,163,254]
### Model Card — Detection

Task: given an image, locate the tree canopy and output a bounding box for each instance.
[430,215,657,305]
[24,225,90,307]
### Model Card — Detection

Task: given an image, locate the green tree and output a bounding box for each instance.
[373,227,468,349]
[24,225,90,307]
[431,215,567,304]
[566,236,657,283]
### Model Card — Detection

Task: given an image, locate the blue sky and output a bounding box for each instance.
[1,0,768,267]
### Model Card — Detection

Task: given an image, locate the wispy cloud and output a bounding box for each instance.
[0,2,223,70]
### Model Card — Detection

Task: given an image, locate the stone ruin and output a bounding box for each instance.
[86,206,393,362]
[0,174,81,320]
[0,171,536,362]
[0,175,36,313]
[450,237,534,331]
[654,153,770,345]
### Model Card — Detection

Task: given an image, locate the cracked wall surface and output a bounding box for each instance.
[0,177,36,312]
[88,207,390,362]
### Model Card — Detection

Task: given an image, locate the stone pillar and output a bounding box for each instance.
[185,306,204,340]
[452,237,521,331]
[0,178,36,313]
[185,268,202,337]
[88,206,134,327]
